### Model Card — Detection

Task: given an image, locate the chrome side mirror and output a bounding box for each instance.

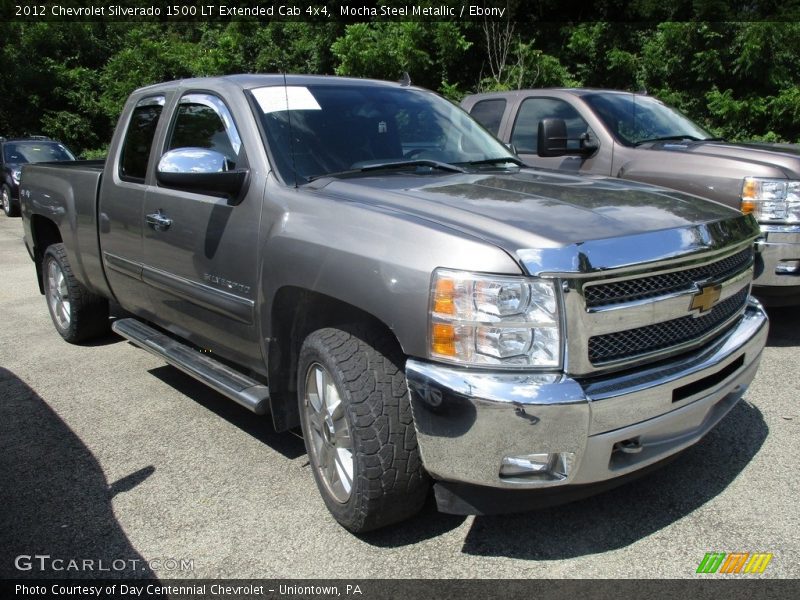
[156,148,249,202]
[157,147,231,174]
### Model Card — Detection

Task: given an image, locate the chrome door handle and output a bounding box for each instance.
[146,210,173,232]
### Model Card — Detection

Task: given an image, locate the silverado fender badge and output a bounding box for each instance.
[691,283,722,313]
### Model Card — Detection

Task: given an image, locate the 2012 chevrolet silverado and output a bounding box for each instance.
[463,89,800,305]
[21,75,768,532]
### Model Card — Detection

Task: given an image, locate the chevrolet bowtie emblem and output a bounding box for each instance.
[691,284,722,313]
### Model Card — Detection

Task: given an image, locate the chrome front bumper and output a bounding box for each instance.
[754,225,800,289]
[406,298,768,490]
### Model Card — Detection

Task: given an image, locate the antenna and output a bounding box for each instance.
[282,71,299,188]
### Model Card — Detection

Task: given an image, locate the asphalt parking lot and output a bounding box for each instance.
[1,213,798,580]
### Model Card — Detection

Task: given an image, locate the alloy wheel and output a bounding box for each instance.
[303,363,354,503]
[46,259,71,330]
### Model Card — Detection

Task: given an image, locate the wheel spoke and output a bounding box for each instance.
[327,386,344,421]
[332,417,352,449]
[335,448,353,494]
[306,413,322,451]
[59,301,69,324]
[307,410,324,436]
[47,263,57,292]
[318,440,332,469]
[319,442,338,485]
[328,456,340,487]
[46,260,70,329]
[315,367,326,403]
[306,366,324,413]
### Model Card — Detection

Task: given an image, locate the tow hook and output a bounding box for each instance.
[614,437,643,454]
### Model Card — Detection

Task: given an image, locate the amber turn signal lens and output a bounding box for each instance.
[742,178,757,199]
[740,199,756,214]
[431,323,457,356]
[433,277,456,315]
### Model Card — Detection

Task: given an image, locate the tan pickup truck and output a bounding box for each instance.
[463,89,800,305]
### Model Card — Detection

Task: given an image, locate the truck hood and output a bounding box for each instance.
[315,169,757,275]
[648,140,800,178]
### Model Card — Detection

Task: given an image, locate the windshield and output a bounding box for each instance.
[3,141,76,164]
[583,93,712,146]
[253,84,516,183]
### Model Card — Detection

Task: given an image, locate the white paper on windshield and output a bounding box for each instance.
[252,86,321,114]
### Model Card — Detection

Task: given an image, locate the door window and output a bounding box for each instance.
[511,98,592,154]
[119,96,165,182]
[166,93,242,169]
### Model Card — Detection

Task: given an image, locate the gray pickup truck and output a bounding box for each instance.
[462,89,800,305]
[21,75,768,532]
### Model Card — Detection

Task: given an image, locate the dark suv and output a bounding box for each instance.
[1,136,76,216]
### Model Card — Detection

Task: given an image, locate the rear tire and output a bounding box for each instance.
[43,243,110,343]
[2,184,18,217]
[297,325,429,532]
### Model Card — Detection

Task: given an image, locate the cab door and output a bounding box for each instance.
[141,92,263,370]
[507,96,612,176]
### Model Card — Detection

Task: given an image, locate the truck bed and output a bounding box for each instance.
[21,159,108,298]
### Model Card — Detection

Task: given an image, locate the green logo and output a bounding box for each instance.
[696,552,772,574]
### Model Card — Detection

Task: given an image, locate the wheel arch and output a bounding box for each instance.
[267,286,406,433]
[29,215,63,294]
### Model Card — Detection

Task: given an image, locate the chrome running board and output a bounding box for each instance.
[112,318,269,415]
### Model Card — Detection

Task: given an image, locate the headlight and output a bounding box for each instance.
[11,168,22,184]
[429,269,562,368]
[741,177,800,224]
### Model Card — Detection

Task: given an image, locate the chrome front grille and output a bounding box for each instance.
[517,214,761,377]
[583,247,752,307]
[560,244,756,376]
[587,287,749,365]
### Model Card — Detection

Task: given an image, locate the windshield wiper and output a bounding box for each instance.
[307,159,465,182]
[462,156,525,167]
[360,159,466,173]
[633,135,701,146]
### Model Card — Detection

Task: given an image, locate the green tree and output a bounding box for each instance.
[640,22,800,141]
[0,22,113,152]
[331,22,471,93]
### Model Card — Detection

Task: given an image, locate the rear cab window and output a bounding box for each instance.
[119,96,166,183]
[468,98,507,136]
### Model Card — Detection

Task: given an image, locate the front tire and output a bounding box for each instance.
[43,243,110,343]
[2,184,18,217]
[297,325,429,532]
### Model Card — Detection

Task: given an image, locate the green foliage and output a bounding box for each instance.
[248,22,344,73]
[439,80,466,103]
[769,87,800,141]
[0,22,112,150]
[566,23,646,90]
[2,19,799,157]
[638,22,800,142]
[98,25,199,121]
[480,40,577,92]
[332,22,470,90]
